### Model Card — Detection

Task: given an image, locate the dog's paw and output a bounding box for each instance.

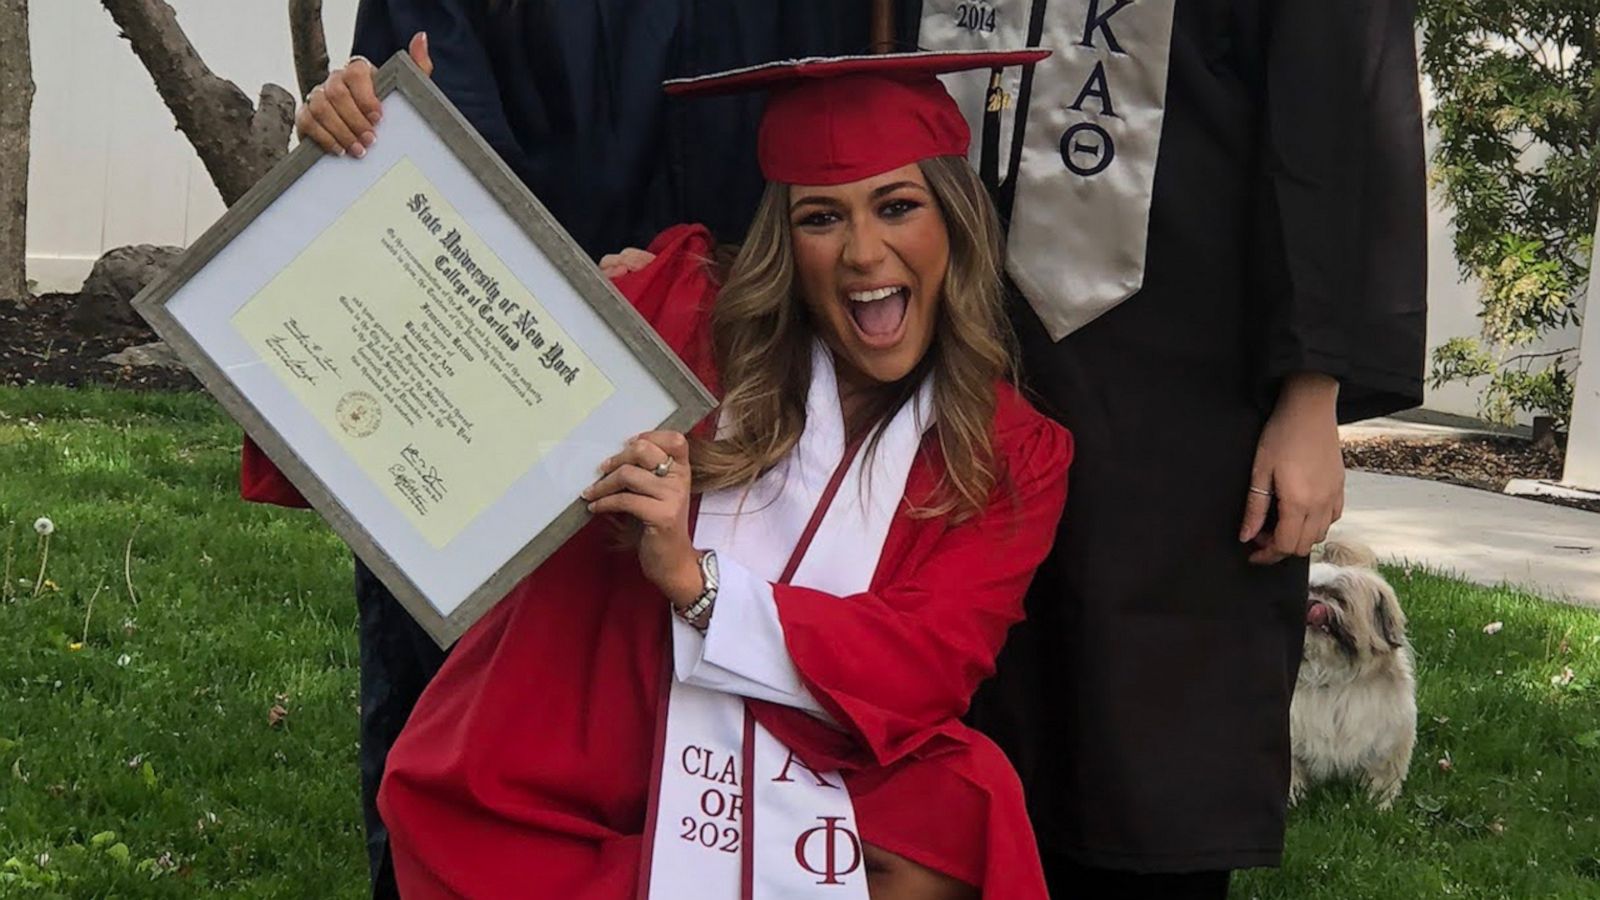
[1367,776,1406,810]
[1287,771,1306,808]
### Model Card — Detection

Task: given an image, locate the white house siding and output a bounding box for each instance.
[24,0,359,291]
[19,9,1584,422]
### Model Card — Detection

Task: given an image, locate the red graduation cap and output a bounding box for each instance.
[665,49,1051,186]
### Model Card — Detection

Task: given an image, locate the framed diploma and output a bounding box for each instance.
[133,52,715,646]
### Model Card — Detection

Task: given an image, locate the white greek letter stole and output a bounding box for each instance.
[641,343,935,898]
[920,0,1177,339]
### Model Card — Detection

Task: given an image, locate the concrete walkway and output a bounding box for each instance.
[1339,416,1513,442]
[1336,471,1600,608]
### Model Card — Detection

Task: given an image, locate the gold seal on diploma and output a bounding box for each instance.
[337,391,383,438]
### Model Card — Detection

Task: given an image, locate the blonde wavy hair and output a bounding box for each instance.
[694,156,1017,521]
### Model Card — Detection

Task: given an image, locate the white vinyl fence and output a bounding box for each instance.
[24,0,359,292]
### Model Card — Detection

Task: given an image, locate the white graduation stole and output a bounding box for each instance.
[920,0,1177,340]
[642,344,934,898]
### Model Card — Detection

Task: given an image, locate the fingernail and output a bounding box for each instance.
[369,110,382,125]
[333,146,346,157]
[361,131,376,146]
[586,502,597,512]
[350,143,365,158]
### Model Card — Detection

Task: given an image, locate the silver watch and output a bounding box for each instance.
[677,550,718,628]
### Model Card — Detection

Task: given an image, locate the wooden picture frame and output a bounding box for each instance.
[133,51,715,646]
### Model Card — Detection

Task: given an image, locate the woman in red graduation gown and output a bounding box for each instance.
[246,51,1067,899]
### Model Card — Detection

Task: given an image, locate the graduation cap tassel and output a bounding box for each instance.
[993,0,1051,227]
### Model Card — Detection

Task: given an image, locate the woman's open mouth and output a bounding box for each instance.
[846,285,910,348]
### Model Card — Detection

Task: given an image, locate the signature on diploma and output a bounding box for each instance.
[399,444,448,504]
[388,464,431,517]
[264,319,343,385]
[263,335,318,386]
[285,318,342,378]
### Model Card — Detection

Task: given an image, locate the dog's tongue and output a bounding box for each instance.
[1307,601,1331,628]
[851,290,907,337]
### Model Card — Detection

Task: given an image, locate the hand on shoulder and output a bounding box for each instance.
[599,248,657,281]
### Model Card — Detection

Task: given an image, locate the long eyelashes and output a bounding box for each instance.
[794,211,841,228]
[792,199,922,230]
[879,198,921,219]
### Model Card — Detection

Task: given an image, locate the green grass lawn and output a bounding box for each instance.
[1,385,1597,899]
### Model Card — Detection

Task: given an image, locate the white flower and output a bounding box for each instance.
[1482,621,1504,635]
[33,517,54,537]
[116,654,131,667]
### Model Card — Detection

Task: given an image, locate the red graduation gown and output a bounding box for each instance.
[241,225,1070,898]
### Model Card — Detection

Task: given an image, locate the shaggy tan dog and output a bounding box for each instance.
[1290,542,1416,809]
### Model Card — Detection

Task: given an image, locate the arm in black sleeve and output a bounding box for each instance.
[349,0,538,188]
[1255,0,1428,422]
[1345,0,1428,421]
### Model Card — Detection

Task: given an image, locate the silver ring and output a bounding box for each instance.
[652,458,674,478]
[1248,486,1273,497]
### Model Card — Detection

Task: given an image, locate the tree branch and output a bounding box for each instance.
[100,0,293,206]
[0,0,35,303]
[1509,33,1559,81]
[1503,347,1578,366]
[289,0,329,101]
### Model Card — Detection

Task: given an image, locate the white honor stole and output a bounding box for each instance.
[641,343,935,899]
[919,0,1177,339]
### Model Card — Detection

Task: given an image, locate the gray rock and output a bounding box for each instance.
[100,340,187,371]
[70,244,183,336]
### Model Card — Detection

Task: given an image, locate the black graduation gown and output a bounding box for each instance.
[964,0,1428,874]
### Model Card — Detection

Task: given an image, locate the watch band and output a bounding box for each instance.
[677,550,718,629]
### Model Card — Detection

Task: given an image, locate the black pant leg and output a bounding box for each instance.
[1043,851,1231,900]
[355,556,448,900]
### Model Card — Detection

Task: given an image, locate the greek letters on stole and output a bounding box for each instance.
[920,0,1177,340]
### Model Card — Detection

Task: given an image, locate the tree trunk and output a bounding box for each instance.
[100,0,295,207]
[0,0,34,304]
[289,0,329,101]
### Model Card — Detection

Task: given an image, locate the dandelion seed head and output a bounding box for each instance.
[33,517,53,536]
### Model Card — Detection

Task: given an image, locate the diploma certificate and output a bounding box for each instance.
[133,53,714,645]
[232,158,616,549]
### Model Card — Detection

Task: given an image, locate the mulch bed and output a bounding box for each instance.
[1344,435,1600,514]
[0,292,200,392]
